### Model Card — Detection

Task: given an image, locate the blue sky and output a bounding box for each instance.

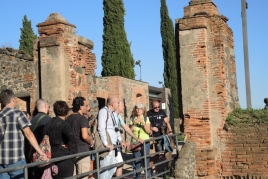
[0,0,267,109]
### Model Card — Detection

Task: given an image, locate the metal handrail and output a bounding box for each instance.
[0,133,183,179]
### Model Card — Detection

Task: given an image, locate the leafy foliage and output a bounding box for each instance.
[19,15,37,56]
[160,0,179,118]
[101,0,135,79]
[226,108,268,126]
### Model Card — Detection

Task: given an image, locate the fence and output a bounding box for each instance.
[0,133,183,179]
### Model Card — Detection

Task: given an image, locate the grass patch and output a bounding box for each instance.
[226,108,268,126]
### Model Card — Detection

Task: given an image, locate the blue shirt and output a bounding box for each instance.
[0,107,31,164]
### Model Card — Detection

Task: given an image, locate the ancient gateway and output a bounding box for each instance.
[6,0,267,178]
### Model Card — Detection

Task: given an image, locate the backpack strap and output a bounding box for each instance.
[32,114,46,132]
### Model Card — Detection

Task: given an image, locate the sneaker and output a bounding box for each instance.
[151,170,157,178]
[141,167,145,174]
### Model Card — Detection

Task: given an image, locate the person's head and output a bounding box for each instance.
[53,100,69,117]
[35,99,50,114]
[134,103,146,117]
[72,97,87,114]
[83,100,91,117]
[107,96,119,111]
[151,100,160,112]
[116,100,124,114]
[0,89,16,108]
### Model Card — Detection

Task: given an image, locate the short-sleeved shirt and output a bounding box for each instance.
[66,113,89,153]
[147,109,167,137]
[0,107,31,164]
[115,113,125,128]
[129,115,150,142]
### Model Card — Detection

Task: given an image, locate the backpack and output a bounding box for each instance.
[32,119,53,167]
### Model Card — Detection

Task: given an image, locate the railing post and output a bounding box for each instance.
[175,135,179,158]
[23,167,28,179]
[144,141,148,179]
[96,151,100,179]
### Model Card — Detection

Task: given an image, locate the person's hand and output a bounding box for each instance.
[40,153,49,162]
[168,131,173,136]
[90,140,94,147]
[152,127,158,132]
[138,139,144,144]
[121,141,126,149]
[106,144,114,151]
[61,144,72,149]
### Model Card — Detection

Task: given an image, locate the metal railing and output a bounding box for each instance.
[0,133,183,179]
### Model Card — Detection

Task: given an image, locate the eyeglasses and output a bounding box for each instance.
[153,106,160,109]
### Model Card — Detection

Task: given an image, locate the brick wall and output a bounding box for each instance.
[176,1,239,178]
[220,124,268,178]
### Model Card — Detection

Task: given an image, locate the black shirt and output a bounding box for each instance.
[147,109,167,137]
[66,113,90,153]
[30,112,52,143]
[45,117,77,158]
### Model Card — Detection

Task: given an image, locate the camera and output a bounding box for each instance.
[115,127,124,134]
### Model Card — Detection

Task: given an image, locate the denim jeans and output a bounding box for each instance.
[133,142,151,178]
[100,150,116,179]
[0,159,26,179]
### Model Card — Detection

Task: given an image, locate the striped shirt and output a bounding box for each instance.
[0,107,31,164]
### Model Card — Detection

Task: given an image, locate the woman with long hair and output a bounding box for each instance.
[129,103,151,179]
[44,101,77,178]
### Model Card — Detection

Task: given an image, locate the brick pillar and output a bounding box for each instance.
[176,0,239,178]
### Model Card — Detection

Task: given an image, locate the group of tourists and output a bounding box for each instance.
[0,89,173,179]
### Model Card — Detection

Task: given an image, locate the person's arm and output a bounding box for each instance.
[164,117,172,134]
[81,127,94,146]
[122,124,144,144]
[23,127,48,161]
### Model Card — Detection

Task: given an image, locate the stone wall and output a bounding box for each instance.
[0,48,38,112]
[220,124,268,178]
[176,0,239,178]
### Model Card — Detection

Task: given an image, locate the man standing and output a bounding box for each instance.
[114,100,143,177]
[0,89,48,178]
[26,99,52,178]
[98,96,125,179]
[147,100,172,176]
[66,97,94,179]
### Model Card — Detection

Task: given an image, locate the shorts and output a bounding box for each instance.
[115,151,123,163]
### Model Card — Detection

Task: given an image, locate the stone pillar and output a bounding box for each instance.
[37,13,74,110]
[176,0,239,177]
[36,13,97,115]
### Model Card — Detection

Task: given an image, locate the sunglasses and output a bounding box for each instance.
[153,106,160,109]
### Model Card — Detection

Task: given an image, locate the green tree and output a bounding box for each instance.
[101,0,135,79]
[160,0,179,118]
[19,15,37,56]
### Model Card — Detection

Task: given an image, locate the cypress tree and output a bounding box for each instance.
[160,0,179,118]
[101,0,135,79]
[19,15,37,56]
